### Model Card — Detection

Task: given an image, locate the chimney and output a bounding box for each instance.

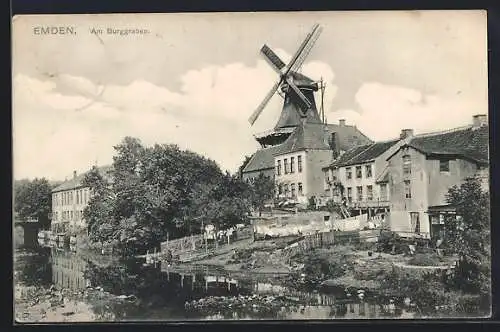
[339,119,346,127]
[400,129,414,140]
[472,114,487,128]
[73,170,77,179]
[330,132,340,158]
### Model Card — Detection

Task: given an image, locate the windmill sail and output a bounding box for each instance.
[248,23,322,126]
[286,77,311,115]
[261,44,286,73]
[291,25,323,73]
[248,80,281,125]
[282,24,320,77]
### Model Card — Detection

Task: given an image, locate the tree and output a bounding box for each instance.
[249,173,275,216]
[14,178,52,229]
[81,166,116,245]
[443,175,490,296]
[83,136,251,255]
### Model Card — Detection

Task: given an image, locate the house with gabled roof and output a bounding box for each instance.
[242,119,372,203]
[385,114,489,240]
[322,130,411,219]
[51,165,113,234]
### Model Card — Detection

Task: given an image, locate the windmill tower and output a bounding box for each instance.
[249,24,324,148]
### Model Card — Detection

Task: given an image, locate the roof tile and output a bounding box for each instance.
[52,165,113,192]
[408,126,489,164]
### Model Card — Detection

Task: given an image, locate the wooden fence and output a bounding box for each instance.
[284,231,336,256]
[160,228,252,259]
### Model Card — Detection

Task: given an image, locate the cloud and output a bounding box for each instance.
[13,51,339,181]
[326,82,487,141]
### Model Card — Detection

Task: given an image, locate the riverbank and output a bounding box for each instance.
[15,283,126,323]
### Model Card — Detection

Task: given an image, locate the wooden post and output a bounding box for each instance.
[181,274,184,288]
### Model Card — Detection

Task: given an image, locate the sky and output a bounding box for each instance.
[12,11,488,181]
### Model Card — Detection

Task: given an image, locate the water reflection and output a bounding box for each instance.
[16,247,414,320]
[50,248,89,290]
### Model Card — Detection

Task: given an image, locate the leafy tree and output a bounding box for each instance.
[83,137,252,255]
[443,175,490,296]
[14,178,52,229]
[81,166,116,245]
[249,173,274,216]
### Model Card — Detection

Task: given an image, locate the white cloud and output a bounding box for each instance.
[15,49,484,181]
[13,51,339,181]
[327,82,487,140]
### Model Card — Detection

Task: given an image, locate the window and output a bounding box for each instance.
[347,187,352,203]
[290,157,295,173]
[367,185,373,201]
[298,183,303,196]
[356,166,362,178]
[357,186,363,201]
[84,190,88,204]
[278,184,283,195]
[365,165,372,178]
[76,191,79,204]
[298,156,302,173]
[291,183,296,197]
[410,212,420,233]
[277,160,282,176]
[284,184,289,196]
[70,211,73,220]
[380,183,388,201]
[404,180,412,199]
[284,158,289,174]
[346,167,352,180]
[403,155,411,175]
[440,159,450,172]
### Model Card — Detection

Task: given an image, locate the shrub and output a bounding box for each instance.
[408,253,444,267]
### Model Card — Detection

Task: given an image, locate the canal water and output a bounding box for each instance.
[14,245,415,321]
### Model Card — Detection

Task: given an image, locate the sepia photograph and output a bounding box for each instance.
[12,10,490,322]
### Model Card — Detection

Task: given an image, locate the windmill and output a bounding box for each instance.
[248,23,324,129]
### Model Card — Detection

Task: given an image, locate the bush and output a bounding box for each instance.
[377,230,405,254]
[408,253,444,267]
[354,241,376,251]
